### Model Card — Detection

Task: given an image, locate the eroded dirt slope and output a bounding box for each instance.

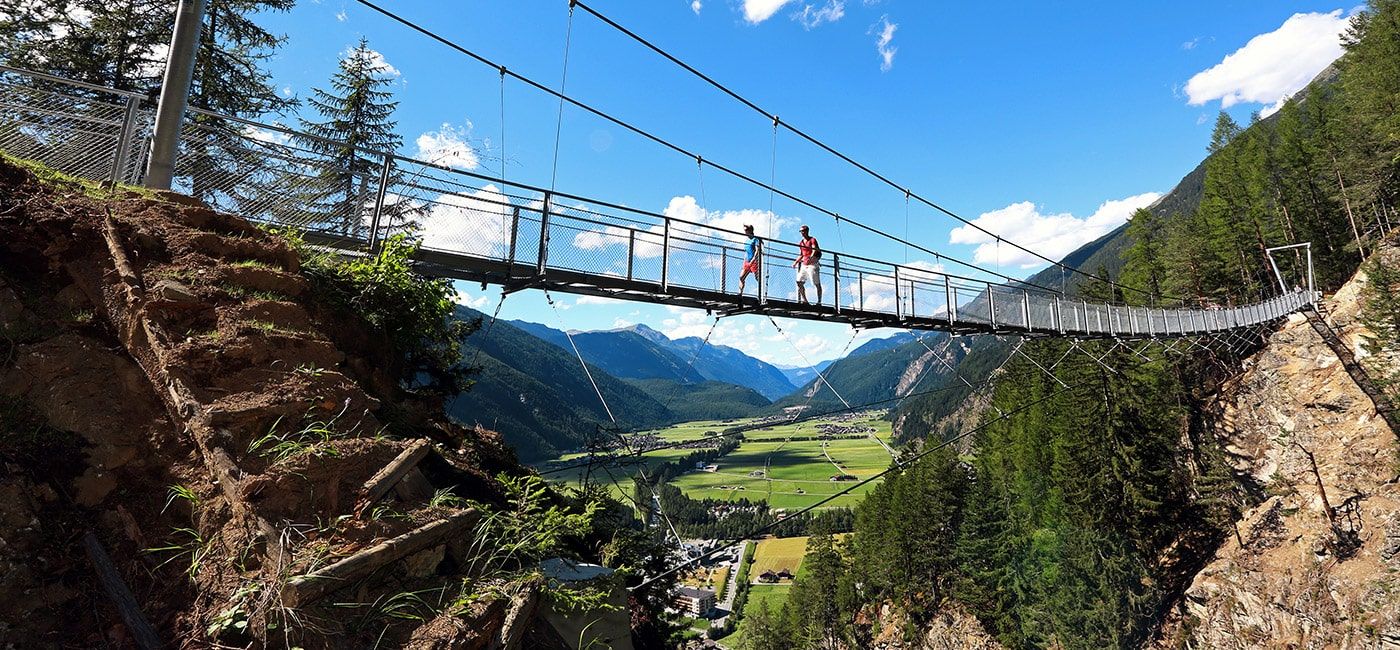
[0,160,587,648]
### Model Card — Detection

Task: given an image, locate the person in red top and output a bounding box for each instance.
[793,225,822,305]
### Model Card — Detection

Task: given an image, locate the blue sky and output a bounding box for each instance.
[255,0,1353,365]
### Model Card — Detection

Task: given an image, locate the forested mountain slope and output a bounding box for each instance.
[743,4,1400,646]
[514,320,796,400]
[450,307,675,461]
[770,333,964,415]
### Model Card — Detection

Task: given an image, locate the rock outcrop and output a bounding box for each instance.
[1153,254,1400,648]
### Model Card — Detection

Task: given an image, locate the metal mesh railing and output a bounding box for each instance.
[0,64,1316,338]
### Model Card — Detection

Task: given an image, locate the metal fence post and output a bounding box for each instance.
[945,275,956,324]
[988,286,997,328]
[145,0,206,189]
[893,267,903,319]
[507,206,521,269]
[1022,290,1031,331]
[661,218,671,292]
[832,253,841,314]
[627,230,636,281]
[109,96,141,187]
[367,154,393,253]
[719,245,726,293]
[537,191,552,276]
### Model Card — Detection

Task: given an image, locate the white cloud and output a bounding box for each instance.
[572,195,793,262]
[1181,37,1201,50]
[871,15,898,71]
[241,124,292,147]
[415,123,480,170]
[743,0,796,24]
[453,287,491,309]
[1184,10,1348,117]
[575,295,627,306]
[794,0,844,29]
[949,192,1163,269]
[345,46,400,78]
[691,0,702,15]
[414,184,518,256]
[336,9,347,21]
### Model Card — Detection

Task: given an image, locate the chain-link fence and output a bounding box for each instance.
[0,64,1314,338]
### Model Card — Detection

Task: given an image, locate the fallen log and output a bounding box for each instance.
[282,508,479,608]
[355,439,432,515]
[83,532,162,650]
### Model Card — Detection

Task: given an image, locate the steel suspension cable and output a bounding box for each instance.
[346,0,1067,295]
[549,3,575,192]
[569,0,1180,304]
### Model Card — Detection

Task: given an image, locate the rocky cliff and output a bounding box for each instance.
[1153,254,1400,648]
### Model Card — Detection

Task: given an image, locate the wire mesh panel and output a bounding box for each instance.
[0,70,144,184]
[173,116,383,242]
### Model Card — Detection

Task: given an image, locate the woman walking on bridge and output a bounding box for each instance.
[739,224,762,298]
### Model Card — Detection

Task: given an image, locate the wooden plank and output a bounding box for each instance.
[490,580,541,650]
[83,532,162,650]
[281,509,479,608]
[355,439,433,515]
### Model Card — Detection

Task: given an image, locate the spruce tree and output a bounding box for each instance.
[295,37,403,234]
[1121,208,1167,304]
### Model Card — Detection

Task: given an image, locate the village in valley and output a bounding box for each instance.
[539,409,893,644]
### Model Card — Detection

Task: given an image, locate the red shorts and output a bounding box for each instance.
[742,260,760,274]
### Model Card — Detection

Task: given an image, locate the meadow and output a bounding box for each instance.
[538,411,897,511]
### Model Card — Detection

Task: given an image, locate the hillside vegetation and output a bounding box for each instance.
[740,3,1400,647]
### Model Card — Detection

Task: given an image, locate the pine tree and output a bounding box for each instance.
[0,0,168,92]
[294,37,403,234]
[1121,208,1167,304]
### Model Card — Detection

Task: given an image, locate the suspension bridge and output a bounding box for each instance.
[0,63,1311,341]
[0,0,1328,595]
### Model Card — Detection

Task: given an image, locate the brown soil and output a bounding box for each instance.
[0,160,559,648]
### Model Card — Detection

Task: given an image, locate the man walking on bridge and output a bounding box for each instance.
[794,225,822,305]
[738,224,762,298]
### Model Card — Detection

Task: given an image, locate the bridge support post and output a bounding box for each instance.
[945,275,956,325]
[661,218,671,293]
[368,154,393,254]
[894,267,903,319]
[720,245,726,293]
[109,96,141,187]
[988,285,997,328]
[1054,296,1063,333]
[507,206,520,272]
[832,253,841,313]
[537,191,552,277]
[627,231,636,281]
[1022,290,1031,331]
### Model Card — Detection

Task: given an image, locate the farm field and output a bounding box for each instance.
[537,411,896,511]
[669,436,893,509]
[727,583,793,646]
[749,535,810,579]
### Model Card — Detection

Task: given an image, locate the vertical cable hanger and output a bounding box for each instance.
[549,2,576,192]
[499,64,509,256]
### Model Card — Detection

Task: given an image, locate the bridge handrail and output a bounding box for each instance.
[0,63,1318,337]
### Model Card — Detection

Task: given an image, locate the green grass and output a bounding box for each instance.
[729,584,793,647]
[749,536,810,580]
[669,436,893,510]
[537,411,897,512]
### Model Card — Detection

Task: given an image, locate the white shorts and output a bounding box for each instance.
[796,263,820,284]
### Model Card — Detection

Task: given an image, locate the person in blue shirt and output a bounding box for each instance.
[739,224,761,297]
